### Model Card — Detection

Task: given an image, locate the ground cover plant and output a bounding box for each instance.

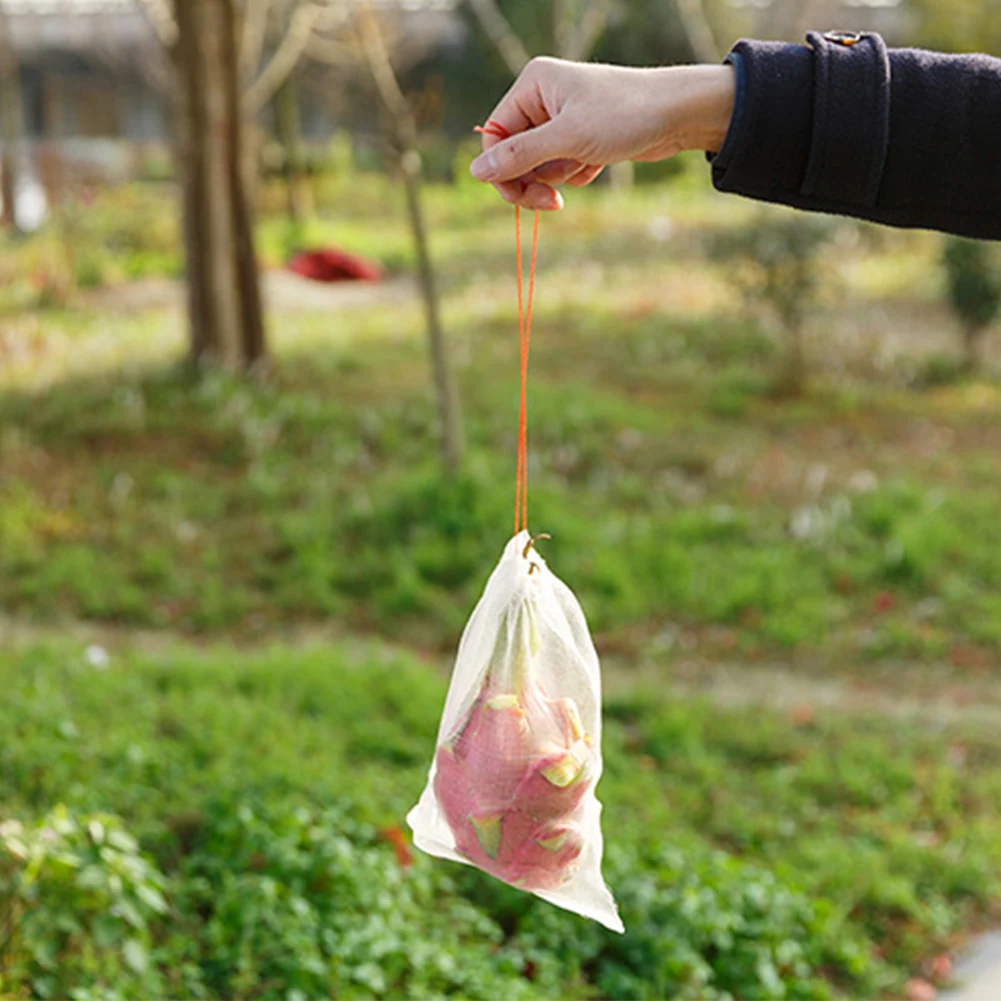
[1,640,999,999]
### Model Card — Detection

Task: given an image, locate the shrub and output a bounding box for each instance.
[460,841,883,1001]
[592,845,878,1001]
[2,644,999,999]
[0,807,168,1000]
[161,801,537,1000]
[942,236,1001,370]
[711,213,839,394]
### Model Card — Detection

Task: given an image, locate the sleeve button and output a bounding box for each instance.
[823,30,863,46]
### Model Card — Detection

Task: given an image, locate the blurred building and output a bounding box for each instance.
[2,0,167,190]
[0,0,463,225]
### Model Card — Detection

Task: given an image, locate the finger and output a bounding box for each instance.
[493,180,526,204]
[477,61,553,153]
[493,179,563,211]
[470,119,570,184]
[532,158,587,186]
[565,164,605,187]
[522,181,564,211]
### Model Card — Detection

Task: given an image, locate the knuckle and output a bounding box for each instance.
[527,55,556,75]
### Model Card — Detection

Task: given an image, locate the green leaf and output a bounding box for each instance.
[136,884,168,915]
[122,937,149,975]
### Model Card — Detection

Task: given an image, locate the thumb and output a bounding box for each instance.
[470,120,571,183]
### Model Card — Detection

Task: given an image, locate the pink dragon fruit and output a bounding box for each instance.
[433,602,594,891]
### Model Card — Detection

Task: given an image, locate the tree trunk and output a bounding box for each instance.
[963,323,982,372]
[401,148,464,475]
[172,0,266,369]
[0,6,22,231]
[357,6,464,474]
[275,75,311,228]
[36,73,64,212]
[778,320,807,396]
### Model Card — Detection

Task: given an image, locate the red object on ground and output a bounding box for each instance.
[378,825,413,869]
[872,590,896,614]
[287,247,382,283]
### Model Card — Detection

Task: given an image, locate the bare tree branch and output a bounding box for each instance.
[138,0,179,48]
[305,33,360,66]
[355,3,411,129]
[552,0,573,59]
[468,0,610,74]
[566,0,608,61]
[308,5,437,78]
[676,0,719,63]
[243,1,344,116]
[355,1,464,474]
[0,2,23,230]
[240,0,272,80]
[467,0,530,75]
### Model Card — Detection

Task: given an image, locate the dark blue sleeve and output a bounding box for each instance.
[709,32,1001,240]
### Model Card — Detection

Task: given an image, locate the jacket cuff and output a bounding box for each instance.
[802,31,890,206]
[709,37,815,197]
[708,51,745,171]
[711,32,891,209]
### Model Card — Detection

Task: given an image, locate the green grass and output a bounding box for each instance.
[3,299,1001,665]
[6,176,998,668]
[3,175,1001,999]
[2,639,999,999]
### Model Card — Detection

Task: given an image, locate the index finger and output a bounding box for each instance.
[475,65,550,151]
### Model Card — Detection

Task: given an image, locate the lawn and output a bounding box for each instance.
[2,639,999,999]
[2,168,1001,999]
[2,170,1000,667]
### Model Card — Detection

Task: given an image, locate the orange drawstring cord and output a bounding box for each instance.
[475,120,541,537]
[516,207,539,535]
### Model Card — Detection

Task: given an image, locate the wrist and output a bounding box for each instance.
[664,64,736,154]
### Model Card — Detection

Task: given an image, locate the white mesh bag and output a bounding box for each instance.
[407,530,622,932]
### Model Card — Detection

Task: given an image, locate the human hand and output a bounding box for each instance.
[470,57,735,210]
